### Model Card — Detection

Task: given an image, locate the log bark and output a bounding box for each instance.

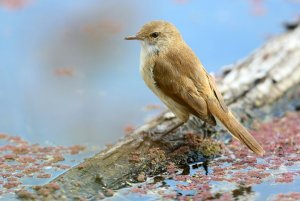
[220,26,300,108]
[48,25,300,199]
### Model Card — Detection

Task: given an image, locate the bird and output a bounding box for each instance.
[125,20,264,156]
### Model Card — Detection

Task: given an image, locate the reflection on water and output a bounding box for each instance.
[0,0,299,148]
[108,156,300,201]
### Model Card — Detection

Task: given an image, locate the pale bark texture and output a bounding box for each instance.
[44,25,300,200]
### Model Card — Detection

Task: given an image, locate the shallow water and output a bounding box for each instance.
[108,157,300,201]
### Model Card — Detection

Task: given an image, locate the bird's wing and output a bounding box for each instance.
[152,47,216,125]
[205,73,228,113]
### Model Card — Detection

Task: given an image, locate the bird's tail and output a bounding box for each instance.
[208,102,265,156]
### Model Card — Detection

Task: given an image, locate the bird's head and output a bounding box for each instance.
[125,20,182,51]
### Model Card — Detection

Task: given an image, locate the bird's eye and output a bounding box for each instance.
[150,32,159,38]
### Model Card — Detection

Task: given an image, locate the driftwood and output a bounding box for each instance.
[45,25,300,200]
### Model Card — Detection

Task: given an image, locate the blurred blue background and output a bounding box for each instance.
[0,0,299,147]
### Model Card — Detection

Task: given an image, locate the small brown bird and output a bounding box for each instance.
[125,20,264,156]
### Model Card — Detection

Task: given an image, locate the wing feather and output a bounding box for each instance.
[152,46,216,125]
[206,73,228,113]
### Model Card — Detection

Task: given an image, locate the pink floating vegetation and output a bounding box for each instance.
[0,133,85,196]
[36,173,52,179]
[129,111,300,200]
[272,192,300,201]
[275,172,294,183]
[3,181,20,189]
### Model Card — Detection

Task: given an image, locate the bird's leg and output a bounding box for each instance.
[147,121,184,141]
[202,122,208,138]
[161,121,185,137]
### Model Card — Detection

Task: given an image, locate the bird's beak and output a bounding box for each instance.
[124,35,143,40]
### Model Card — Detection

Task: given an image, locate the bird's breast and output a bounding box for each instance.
[140,59,175,111]
[139,42,159,93]
[140,54,157,94]
[139,46,190,122]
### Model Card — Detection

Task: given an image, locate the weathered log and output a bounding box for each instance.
[220,26,300,108]
[43,25,300,200]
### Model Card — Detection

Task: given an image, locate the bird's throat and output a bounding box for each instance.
[141,42,160,57]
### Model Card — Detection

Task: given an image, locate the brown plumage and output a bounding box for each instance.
[125,20,264,156]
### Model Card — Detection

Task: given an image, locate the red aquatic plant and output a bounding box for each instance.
[0,134,86,196]
[127,111,300,200]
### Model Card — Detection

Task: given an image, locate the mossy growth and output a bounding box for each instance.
[184,133,222,158]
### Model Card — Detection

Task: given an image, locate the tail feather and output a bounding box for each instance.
[208,102,265,156]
